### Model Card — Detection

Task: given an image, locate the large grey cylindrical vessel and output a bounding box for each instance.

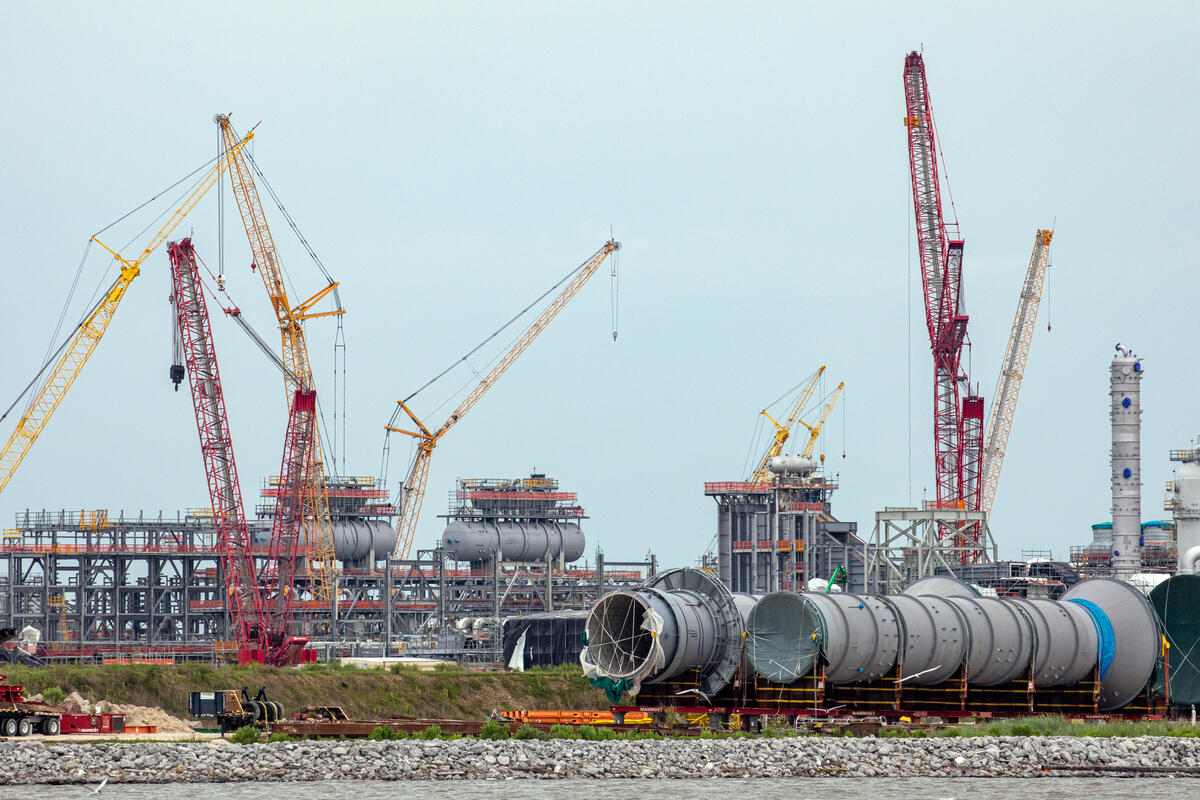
[584,568,748,696]
[1007,598,1098,687]
[886,594,968,685]
[1061,577,1159,711]
[328,519,399,564]
[745,591,899,684]
[441,520,585,563]
[905,576,1033,686]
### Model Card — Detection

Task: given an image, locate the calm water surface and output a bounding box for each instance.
[4,778,1197,800]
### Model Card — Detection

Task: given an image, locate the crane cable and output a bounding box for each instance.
[389,250,598,418]
[3,155,222,425]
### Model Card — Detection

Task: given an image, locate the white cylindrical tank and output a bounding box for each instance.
[1110,345,1144,579]
[767,455,818,475]
[441,520,585,563]
[1174,458,1200,573]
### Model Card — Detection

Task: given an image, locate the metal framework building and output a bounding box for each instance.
[706,471,870,594]
[866,506,997,594]
[0,474,655,663]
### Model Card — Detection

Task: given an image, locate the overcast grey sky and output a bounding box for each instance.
[1,2,1198,569]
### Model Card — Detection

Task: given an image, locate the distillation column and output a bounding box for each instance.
[1110,345,1144,579]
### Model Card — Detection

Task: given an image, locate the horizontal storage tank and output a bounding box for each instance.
[887,593,968,685]
[1007,597,1098,687]
[442,520,585,563]
[1061,578,1160,711]
[906,576,1033,686]
[583,568,749,697]
[328,519,398,564]
[745,591,898,683]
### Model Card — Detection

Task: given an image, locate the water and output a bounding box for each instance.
[2,778,1196,800]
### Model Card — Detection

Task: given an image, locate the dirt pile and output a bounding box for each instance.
[57,691,195,733]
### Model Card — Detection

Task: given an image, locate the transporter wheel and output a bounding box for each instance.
[40,717,59,736]
[2,718,17,737]
[262,702,277,723]
[248,702,262,722]
[17,718,33,737]
[271,702,285,721]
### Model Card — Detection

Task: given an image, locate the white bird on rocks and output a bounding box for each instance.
[89,777,107,794]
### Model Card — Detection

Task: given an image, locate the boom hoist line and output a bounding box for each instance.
[750,366,826,483]
[216,115,343,610]
[387,239,621,561]
[0,132,253,497]
[168,239,270,661]
[904,51,984,559]
[979,229,1054,516]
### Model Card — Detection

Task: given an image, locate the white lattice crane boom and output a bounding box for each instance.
[980,228,1054,515]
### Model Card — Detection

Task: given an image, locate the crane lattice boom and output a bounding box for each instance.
[168,239,268,658]
[388,239,621,560]
[980,229,1054,515]
[0,132,252,497]
[750,366,825,483]
[904,52,984,527]
[216,115,340,604]
[800,382,844,459]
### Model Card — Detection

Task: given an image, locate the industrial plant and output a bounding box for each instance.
[2,48,1198,728]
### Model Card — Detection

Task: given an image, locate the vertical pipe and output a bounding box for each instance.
[384,558,393,657]
[717,508,732,589]
[750,510,759,593]
[768,504,779,593]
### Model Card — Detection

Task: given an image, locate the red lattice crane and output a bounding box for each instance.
[167,239,269,662]
[903,51,984,558]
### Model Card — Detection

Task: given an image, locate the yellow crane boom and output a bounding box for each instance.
[800,381,844,459]
[388,239,621,560]
[750,366,825,483]
[216,115,343,602]
[979,228,1054,515]
[0,133,253,496]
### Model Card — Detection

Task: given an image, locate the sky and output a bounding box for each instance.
[1,2,1198,570]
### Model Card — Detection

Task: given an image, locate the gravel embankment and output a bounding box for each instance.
[8,736,1200,784]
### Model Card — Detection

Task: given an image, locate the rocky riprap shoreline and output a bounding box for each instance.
[7,735,1200,784]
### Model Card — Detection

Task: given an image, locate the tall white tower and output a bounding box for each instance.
[1110,344,1144,579]
[1169,444,1200,573]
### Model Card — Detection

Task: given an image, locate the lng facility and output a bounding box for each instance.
[2,50,1199,722]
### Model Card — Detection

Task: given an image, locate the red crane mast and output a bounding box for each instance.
[168,239,268,660]
[903,52,984,557]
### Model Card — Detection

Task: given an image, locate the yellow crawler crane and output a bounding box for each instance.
[750,366,825,483]
[979,229,1054,515]
[388,239,621,560]
[0,133,253,496]
[216,115,342,603]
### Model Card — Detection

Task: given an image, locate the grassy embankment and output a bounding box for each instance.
[2,662,609,721]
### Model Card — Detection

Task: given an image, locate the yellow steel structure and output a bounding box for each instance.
[0,133,253,497]
[800,381,844,459]
[980,228,1054,515]
[750,366,825,483]
[388,239,621,560]
[216,115,342,602]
